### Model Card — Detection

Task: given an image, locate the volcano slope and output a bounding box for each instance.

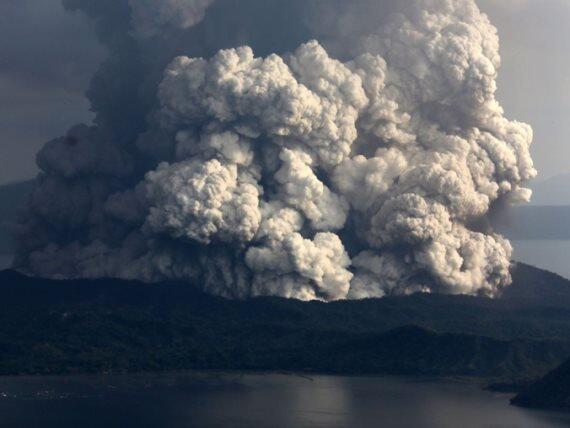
[0,262,569,380]
[512,358,570,411]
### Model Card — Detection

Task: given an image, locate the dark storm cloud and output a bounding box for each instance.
[0,0,104,184]
[0,0,104,89]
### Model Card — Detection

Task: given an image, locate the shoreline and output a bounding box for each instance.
[0,368,500,390]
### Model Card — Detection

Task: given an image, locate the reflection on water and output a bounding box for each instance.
[512,239,570,279]
[0,373,568,428]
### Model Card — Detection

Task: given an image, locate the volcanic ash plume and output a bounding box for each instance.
[13,0,536,301]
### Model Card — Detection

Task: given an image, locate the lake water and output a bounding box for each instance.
[0,372,569,428]
[511,239,570,279]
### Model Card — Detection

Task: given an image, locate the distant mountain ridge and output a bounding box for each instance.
[0,262,569,381]
[492,205,570,240]
[489,173,570,239]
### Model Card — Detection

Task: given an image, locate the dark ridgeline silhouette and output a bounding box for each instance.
[512,358,570,411]
[0,262,569,386]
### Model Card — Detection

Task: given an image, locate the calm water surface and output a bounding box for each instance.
[0,373,569,428]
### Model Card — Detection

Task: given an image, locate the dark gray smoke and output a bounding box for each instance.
[13,0,536,301]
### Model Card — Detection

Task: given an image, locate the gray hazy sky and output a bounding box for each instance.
[0,0,104,185]
[0,0,568,185]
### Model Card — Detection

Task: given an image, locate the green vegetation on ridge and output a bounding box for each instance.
[0,263,569,382]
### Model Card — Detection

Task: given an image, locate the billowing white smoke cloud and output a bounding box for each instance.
[13,0,536,301]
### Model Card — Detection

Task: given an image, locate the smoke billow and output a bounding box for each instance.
[13,0,536,301]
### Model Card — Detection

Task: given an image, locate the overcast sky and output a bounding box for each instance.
[0,0,568,185]
[0,0,104,185]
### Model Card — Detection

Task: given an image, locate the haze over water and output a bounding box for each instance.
[511,240,570,279]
